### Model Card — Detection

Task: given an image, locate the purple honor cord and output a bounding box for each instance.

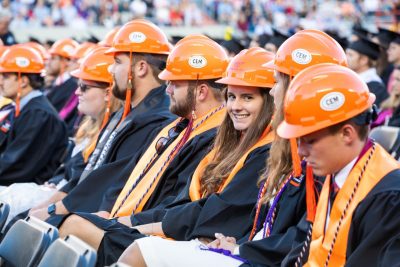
[200,247,249,264]
[262,177,291,237]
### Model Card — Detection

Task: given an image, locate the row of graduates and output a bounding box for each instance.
[0,30,122,187]
[253,26,400,130]
[0,19,399,266]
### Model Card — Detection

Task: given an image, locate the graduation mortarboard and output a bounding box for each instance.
[170,35,183,45]
[348,36,380,60]
[220,38,245,56]
[268,28,289,48]
[325,30,349,50]
[377,27,400,48]
[352,24,373,40]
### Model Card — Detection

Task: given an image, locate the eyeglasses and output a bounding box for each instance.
[155,126,180,155]
[78,82,93,92]
[78,82,108,92]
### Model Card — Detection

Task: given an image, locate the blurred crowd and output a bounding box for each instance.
[0,0,399,33]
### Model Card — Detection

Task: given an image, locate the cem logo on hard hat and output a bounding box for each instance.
[63,45,75,55]
[291,49,312,65]
[188,55,207,69]
[15,57,30,68]
[129,32,147,43]
[320,92,345,111]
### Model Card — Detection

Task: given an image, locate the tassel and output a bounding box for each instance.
[100,85,112,129]
[305,164,316,223]
[121,51,133,122]
[290,138,302,177]
[15,72,21,117]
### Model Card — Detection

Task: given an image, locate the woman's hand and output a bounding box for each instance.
[208,233,239,254]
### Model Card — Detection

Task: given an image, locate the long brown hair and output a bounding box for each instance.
[259,72,292,204]
[200,87,274,197]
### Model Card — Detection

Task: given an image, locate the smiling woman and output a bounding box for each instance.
[117,47,277,267]
[226,86,264,133]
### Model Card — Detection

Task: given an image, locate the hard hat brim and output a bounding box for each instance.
[277,93,376,139]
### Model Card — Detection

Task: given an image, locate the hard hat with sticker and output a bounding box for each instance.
[320,92,345,111]
[188,55,207,69]
[291,49,312,65]
[129,32,147,43]
[15,57,30,68]
[63,45,75,55]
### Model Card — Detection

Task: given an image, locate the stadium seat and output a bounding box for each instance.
[37,235,96,267]
[0,216,58,266]
[370,126,400,153]
[0,202,10,233]
[108,262,131,267]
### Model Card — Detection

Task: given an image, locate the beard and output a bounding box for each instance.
[112,82,127,100]
[169,85,195,117]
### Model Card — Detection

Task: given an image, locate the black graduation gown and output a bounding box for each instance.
[0,95,68,185]
[367,81,388,107]
[379,232,400,267]
[46,77,78,112]
[94,144,270,266]
[388,105,400,127]
[46,86,176,225]
[237,173,321,267]
[282,169,400,267]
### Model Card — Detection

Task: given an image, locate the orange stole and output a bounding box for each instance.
[189,126,274,201]
[110,108,226,218]
[305,144,400,267]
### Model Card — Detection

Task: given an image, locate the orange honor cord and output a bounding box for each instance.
[305,163,316,222]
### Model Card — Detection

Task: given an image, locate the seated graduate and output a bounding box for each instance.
[63,46,276,266]
[279,64,400,266]
[0,45,68,185]
[24,19,176,226]
[372,66,400,128]
[0,46,122,223]
[117,30,350,267]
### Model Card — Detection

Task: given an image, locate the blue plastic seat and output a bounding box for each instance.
[37,235,96,267]
[0,216,58,267]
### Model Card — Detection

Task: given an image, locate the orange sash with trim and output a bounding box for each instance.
[110,108,226,218]
[305,144,400,267]
[189,127,274,201]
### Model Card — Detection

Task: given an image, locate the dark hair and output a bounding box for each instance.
[25,73,44,90]
[188,79,226,102]
[327,119,369,140]
[131,52,168,84]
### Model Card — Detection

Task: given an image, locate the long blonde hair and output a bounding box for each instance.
[200,88,274,197]
[75,91,122,162]
[259,72,292,204]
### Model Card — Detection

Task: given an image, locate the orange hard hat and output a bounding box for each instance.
[70,46,113,84]
[99,27,121,47]
[48,38,79,59]
[216,47,275,88]
[18,42,50,60]
[0,45,44,73]
[174,34,212,46]
[70,42,97,60]
[159,35,229,81]
[105,19,171,55]
[269,29,347,77]
[277,63,375,139]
